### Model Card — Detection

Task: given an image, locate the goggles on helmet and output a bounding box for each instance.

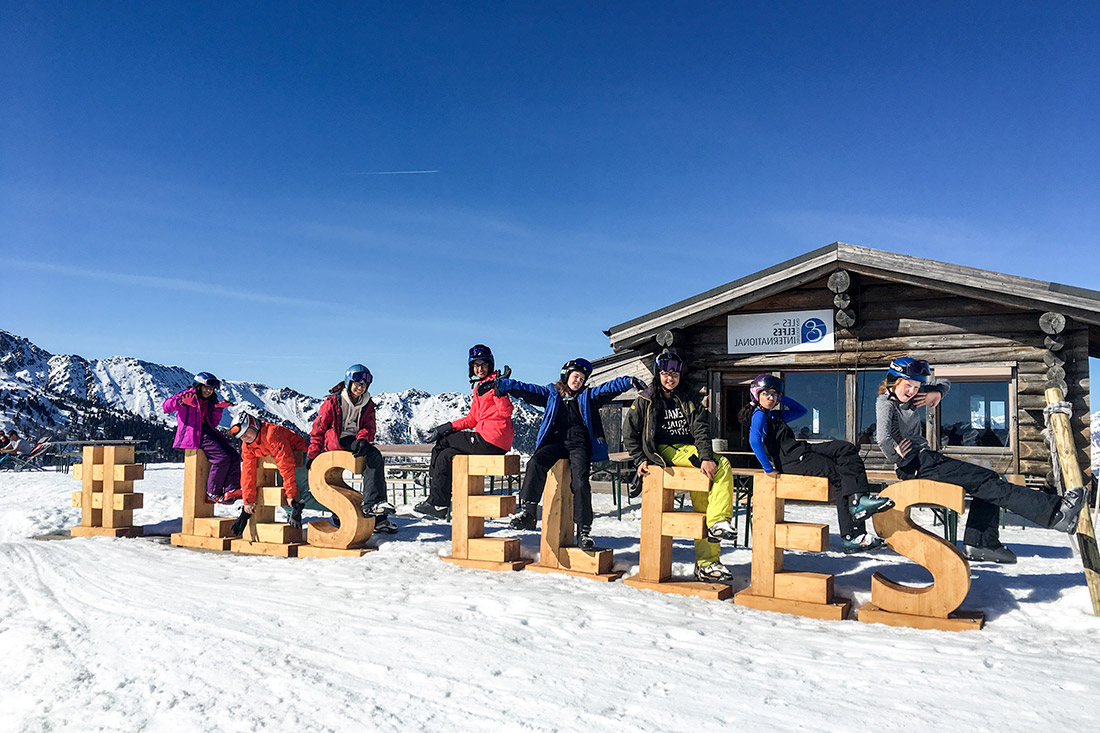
[888,358,931,382]
[348,371,372,385]
[655,352,684,374]
[561,358,593,382]
[194,372,221,390]
[469,344,493,363]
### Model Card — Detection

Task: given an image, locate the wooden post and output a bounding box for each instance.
[297,451,377,558]
[858,479,984,631]
[170,449,235,551]
[527,459,622,581]
[70,445,144,538]
[622,466,732,600]
[231,451,307,558]
[733,474,850,620]
[1044,387,1100,616]
[442,454,528,571]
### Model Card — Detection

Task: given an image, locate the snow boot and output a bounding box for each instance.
[964,543,1017,564]
[1050,487,1087,533]
[509,502,538,530]
[576,524,595,550]
[850,494,895,522]
[413,500,448,520]
[842,532,885,553]
[363,501,396,519]
[707,519,738,543]
[694,561,734,582]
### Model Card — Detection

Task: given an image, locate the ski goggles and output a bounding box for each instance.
[194,373,221,389]
[565,358,593,375]
[889,359,930,378]
[348,371,372,386]
[656,355,683,374]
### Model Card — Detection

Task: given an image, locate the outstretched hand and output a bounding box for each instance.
[630,377,647,391]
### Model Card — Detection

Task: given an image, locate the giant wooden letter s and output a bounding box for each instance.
[298,450,375,557]
[859,479,984,631]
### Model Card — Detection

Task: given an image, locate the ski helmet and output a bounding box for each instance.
[345,364,373,390]
[654,351,685,375]
[749,374,784,404]
[560,358,593,383]
[887,356,931,384]
[468,344,495,381]
[194,372,220,390]
[227,412,260,442]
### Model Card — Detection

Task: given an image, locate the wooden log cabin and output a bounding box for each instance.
[591,243,1097,486]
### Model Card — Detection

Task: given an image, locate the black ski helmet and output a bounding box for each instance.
[468,344,495,381]
[749,374,784,404]
[654,351,685,375]
[560,357,593,383]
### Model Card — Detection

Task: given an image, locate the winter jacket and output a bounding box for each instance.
[241,422,309,503]
[450,371,514,451]
[875,379,951,466]
[746,396,809,473]
[308,390,377,459]
[495,376,634,462]
[623,384,715,469]
[163,387,228,450]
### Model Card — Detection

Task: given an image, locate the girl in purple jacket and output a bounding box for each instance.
[163,372,241,503]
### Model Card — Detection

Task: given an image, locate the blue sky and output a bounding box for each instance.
[2,2,1098,400]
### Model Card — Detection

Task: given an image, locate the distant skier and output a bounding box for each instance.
[624,351,739,582]
[414,344,514,520]
[163,372,241,503]
[226,412,311,535]
[483,358,642,550]
[307,364,397,534]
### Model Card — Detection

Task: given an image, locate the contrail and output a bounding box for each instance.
[354,170,440,175]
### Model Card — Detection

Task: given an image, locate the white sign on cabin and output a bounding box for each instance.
[727,309,835,354]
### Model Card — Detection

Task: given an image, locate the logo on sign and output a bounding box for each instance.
[801,318,827,344]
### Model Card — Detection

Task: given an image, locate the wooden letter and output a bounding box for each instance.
[442,454,529,571]
[298,450,375,558]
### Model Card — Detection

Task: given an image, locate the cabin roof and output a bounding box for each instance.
[606,242,1100,351]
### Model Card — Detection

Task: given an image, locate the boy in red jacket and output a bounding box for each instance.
[227,413,310,535]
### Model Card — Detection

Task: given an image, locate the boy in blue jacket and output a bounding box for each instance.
[479,358,643,549]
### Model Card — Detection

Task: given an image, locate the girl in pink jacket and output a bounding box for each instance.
[163,372,241,503]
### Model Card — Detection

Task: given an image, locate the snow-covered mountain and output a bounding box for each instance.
[0,329,541,459]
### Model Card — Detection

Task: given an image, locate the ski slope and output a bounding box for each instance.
[2,467,1098,732]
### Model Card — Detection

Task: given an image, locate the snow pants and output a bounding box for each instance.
[521,439,593,527]
[897,450,1061,548]
[656,444,734,567]
[428,431,506,507]
[778,440,872,539]
[200,428,241,499]
[337,436,387,508]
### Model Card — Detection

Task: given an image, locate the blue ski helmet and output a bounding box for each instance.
[749,374,784,404]
[468,344,495,381]
[345,364,373,390]
[887,357,930,384]
[194,372,221,390]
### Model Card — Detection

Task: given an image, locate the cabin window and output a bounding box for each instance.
[781,372,846,441]
[855,370,889,446]
[938,381,1010,448]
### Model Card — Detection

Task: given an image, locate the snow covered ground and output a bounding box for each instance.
[2,466,1099,732]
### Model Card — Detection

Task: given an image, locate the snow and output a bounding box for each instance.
[2,468,1100,732]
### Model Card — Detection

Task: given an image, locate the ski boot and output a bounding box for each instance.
[694,561,734,582]
[509,502,538,530]
[363,501,396,519]
[850,493,895,522]
[413,500,448,520]
[576,524,595,550]
[707,519,738,543]
[964,543,1017,564]
[1050,487,1087,533]
[842,532,885,553]
[373,515,399,534]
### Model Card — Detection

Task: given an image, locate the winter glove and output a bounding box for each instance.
[351,439,372,457]
[230,508,252,536]
[288,500,305,530]
[499,365,512,379]
[630,377,647,391]
[215,400,234,409]
[180,393,197,407]
[628,471,644,499]
[476,378,499,396]
[425,423,454,443]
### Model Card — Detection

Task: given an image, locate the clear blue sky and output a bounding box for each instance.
[2,2,1098,400]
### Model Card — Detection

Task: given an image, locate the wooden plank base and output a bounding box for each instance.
[622,576,733,600]
[858,604,984,632]
[296,545,375,559]
[734,590,851,621]
[170,533,233,551]
[70,525,143,538]
[441,555,531,572]
[229,539,301,558]
[526,563,623,582]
